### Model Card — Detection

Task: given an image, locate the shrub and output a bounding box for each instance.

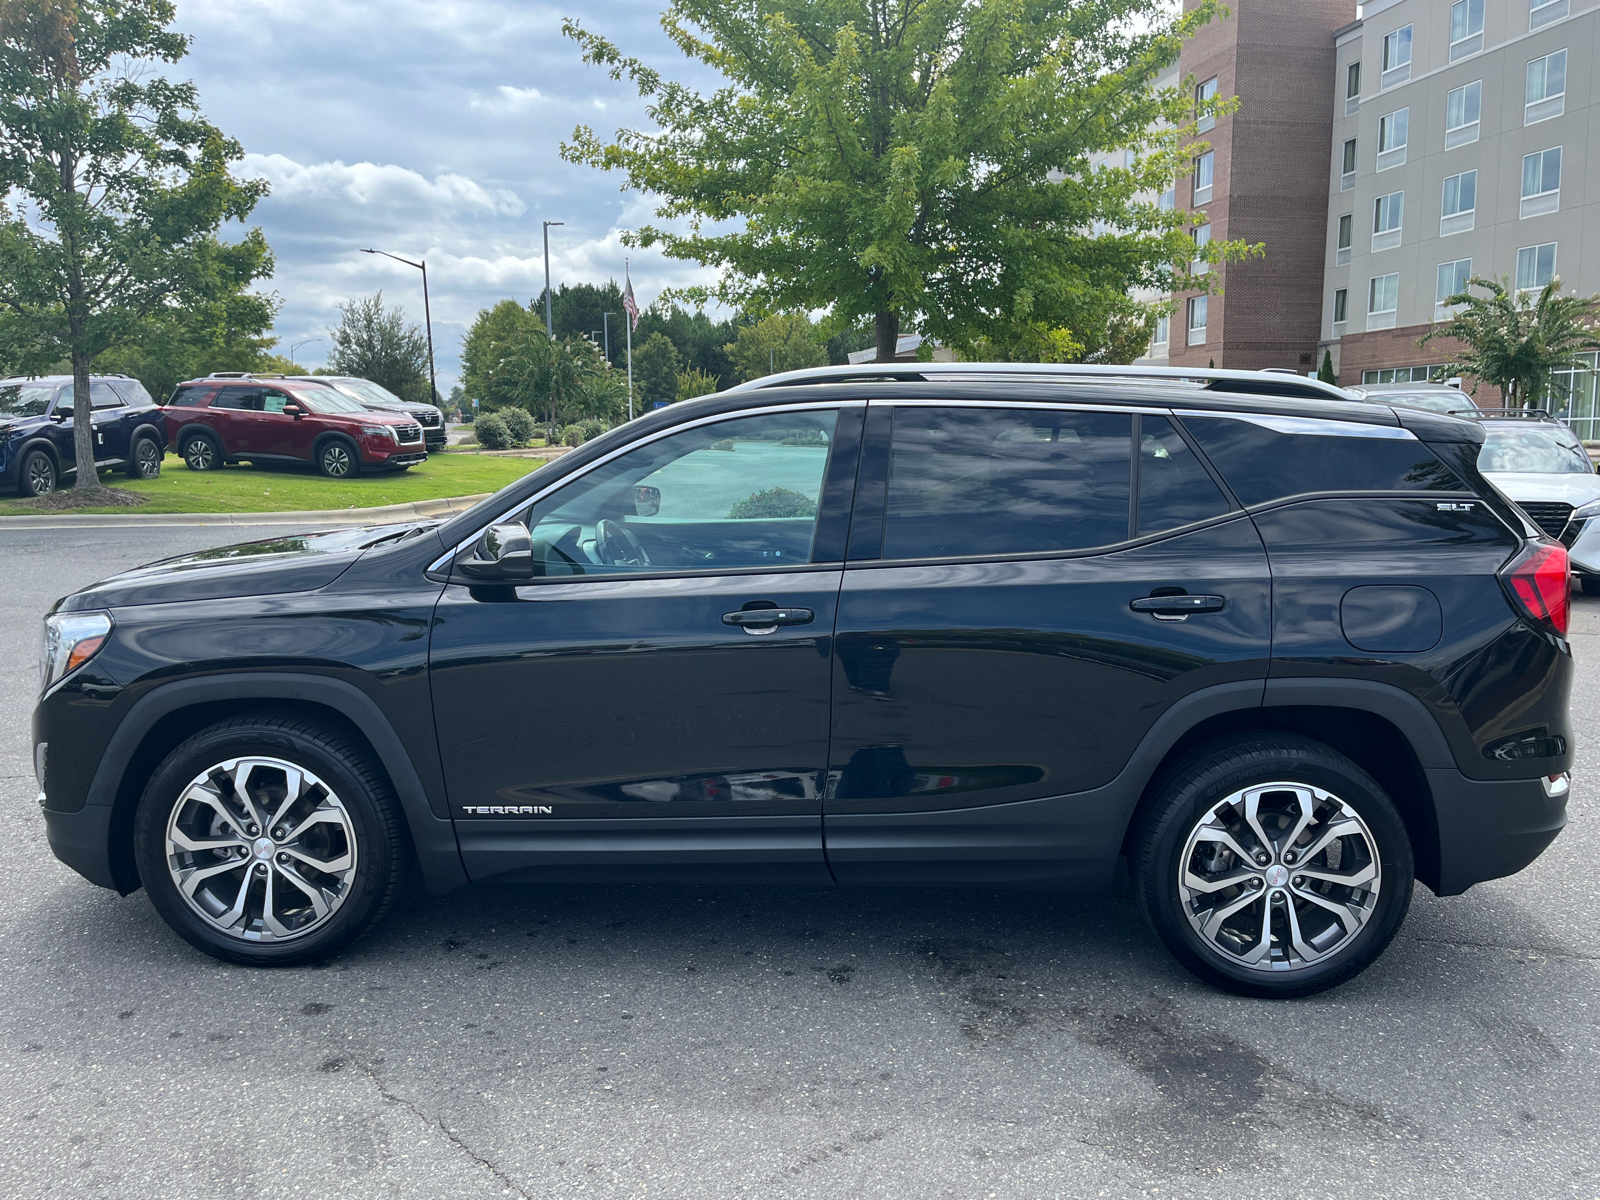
[474,410,512,450]
[727,487,818,519]
[562,418,607,447]
[562,424,586,447]
[500,406,535,446]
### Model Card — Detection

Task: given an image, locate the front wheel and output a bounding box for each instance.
[1134,733,1413,999]
[317,439,359,478]
[18,448,56,496]
[133,713,406,966]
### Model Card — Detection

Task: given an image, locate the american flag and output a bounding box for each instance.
[622,266,639,331]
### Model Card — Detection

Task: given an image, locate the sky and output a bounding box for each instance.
[176,0,723,394]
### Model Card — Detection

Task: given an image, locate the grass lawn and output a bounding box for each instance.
[0,451,549,516]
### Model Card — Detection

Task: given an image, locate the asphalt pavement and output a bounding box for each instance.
[0,523,1595,1200]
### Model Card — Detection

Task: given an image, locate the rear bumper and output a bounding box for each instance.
[1427,768,1567,895]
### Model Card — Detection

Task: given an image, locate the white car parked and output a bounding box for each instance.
[1475,414,1600,593]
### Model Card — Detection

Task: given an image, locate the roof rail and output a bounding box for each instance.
[1467,408,1553,420]
[726,361,1356,403]
[206,371,252,378]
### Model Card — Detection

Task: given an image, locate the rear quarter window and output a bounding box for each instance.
[1181,413,1466,505]
[167,386,211,407]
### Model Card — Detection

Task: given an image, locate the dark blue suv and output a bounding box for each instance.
[0,375,168,497]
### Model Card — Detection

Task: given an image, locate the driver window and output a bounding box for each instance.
[517,409,839,577]
[260,390,291,414]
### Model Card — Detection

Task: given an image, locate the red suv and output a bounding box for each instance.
[163,375,427,477]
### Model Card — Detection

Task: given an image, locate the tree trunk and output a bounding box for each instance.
[70,345,100,491]
[874,311,900,363]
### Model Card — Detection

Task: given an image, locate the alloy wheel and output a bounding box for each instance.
[25,454,55,496]
[164,756,360,943]
[1176,781,1382,973]
[136,439,162,478]
[321,444,352,477]
[184,438,215,470]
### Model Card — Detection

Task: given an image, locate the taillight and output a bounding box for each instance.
[1502,542,1569,635]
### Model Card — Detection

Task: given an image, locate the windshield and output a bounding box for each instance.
[1479,424,1593,474]
[0,383,56,419]
[330,378,411,409]
[1377,391,1472,415]
[294,387,370,415]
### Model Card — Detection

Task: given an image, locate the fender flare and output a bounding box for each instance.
[173,421,223,452]
[312,430,363,468]
[127,420,167,453]
[88,672,466,895]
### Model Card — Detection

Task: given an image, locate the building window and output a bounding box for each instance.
[1192,151,1214,205]
[1337,213,1353,265]
[1368,273,1400,329]
[1196,77,1218,133]
[1436,258,1472,320]
[1158,185,1176,211]
[1377,109,1408,170]
[1521,147,1562,217]
[1341,138,1357,190]
[1334,288,1349,328]
[1187,296,1208,345]
[1373,191,1404,251]
[1441,169,1477,235]
[1381,26,1412,88]
[1345,61,1362,115]
[1364,365,1448,384]
[1552,351,1600,440]
[1526,50,1567,124]
[1152,314,1170,348]
[1530,0,1568,31]
[1517,242,1557,292]
[1450,0,1485,59]
[1191,223,1211,275]
[1444,82,1481,150]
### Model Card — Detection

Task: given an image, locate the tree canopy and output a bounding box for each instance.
[563,0,1248,362]
[325,292,431,403]
[725,312,828,382]
[0,0,270,488]
[1420,276,1600,409]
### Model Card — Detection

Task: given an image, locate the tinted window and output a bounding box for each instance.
[212,387,261,411]
[1479,424,1590,474]
[881,407,1132,559]
[1138,416,1230,534]
[0,383,56,418]
[1182,414,1465,505]
[261,389,292,414]
[519,410,839,576]
[54,382,125,414]
[168,385,209,407]
[112,379,155,406]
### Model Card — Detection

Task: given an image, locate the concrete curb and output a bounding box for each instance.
[0,493,492,531]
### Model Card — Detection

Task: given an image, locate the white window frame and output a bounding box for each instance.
[1341,138,1357,191]
[1381,26,1412,88]
[1521,146,1562,218]
[1191,223,1211,276]
[1368,273,1400,330]
[1516,242,1557,293]
[1441,169,1477,236]
[1450,0,1485,59]
[1377,109,1409,170]
[1196,77,1218,133]
[1337,213,1353,265]
[1152,314,1170,348]
[1373,191,1404,252]
[1187,296,1208,345]
[1435,258,1472,321]
[1192,151,1214,205]
[1333,287,1349,332]
[1526,50,1567,124]
[1345,61,1362,115]
[1530,0,1568,31]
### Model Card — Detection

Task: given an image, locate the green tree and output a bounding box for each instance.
[1318,349,1336,386]
[1420,275,1600,409]
[325,292,430,403]
[631,331,681,409]
[540,280,626,365]
[0,0,270,490]
[726,313,828,383]
[563,0,1251,363]
[460,298,543,411]
[676,365,719,402]
[637,303,745,384]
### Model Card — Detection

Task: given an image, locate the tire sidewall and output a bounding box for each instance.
[1137,738,1414,999]
[130,436,162,479]
[318,437,359,478]
[182,434,220,471]
[21,449,56,496]
[134,723,397,966]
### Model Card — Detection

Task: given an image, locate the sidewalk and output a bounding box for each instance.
[0,492,491,530]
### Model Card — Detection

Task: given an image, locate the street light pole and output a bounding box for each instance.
[289,336,323,368]
[359,248,439,405]
[542,221,564,338]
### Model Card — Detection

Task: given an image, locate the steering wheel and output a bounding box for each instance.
[594,519,651,567]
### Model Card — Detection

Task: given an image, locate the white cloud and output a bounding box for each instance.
[470,85,548,114]
[241,154,526,219]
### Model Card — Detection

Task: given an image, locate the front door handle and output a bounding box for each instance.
[1129,594,1225,621]
[722,607,815,633]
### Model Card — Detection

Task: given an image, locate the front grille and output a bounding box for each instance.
[418,410,441,427]
[396,423,423,444]
[1519,501,1573,539]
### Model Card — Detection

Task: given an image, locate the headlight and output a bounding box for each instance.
[360,424,398,442]
[41,611,113,693]
[1571,499,1600,520]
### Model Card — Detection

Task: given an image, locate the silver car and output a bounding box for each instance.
[1474,414,1600,592]
[1344,381,1478,416]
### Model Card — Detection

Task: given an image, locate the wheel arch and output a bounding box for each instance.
[90,674,465,898]
[174,421,222,450]
[312,430,361,460]
[128,420,167,451]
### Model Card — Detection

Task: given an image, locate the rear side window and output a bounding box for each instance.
[111,379,154,406]
[1182,414,1465,505]
[168,386,209,407]
[212,386,262,411]
[882,407,1132,559]
[1138,416,1230,534]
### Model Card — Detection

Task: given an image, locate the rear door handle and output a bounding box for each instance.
[722,607,815,633]
[1129,594,1225,621]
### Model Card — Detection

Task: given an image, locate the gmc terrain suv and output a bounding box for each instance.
[1,374,167,496]
[36,365,1571,998]
[164,374,426,477]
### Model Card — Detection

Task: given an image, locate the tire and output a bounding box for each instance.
[133,713,406,967]
[317,438,360,479]
[1580,576,1600,596]
[18,448,56,497]
[127,435,163,480]
[181,433,223,471]
[1133,733,1413,999]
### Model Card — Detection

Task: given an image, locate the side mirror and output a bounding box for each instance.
[633,485,661,517]
[459,523,534,580]
[283,403,304,418]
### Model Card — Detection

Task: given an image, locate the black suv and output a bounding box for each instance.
[1,374,167,495]
[34,366,1572,998]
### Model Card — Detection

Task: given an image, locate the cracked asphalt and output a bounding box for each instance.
[0,523,1596,1199]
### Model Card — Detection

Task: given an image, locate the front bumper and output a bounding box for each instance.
[363,446,428,469]
[1427,768,1568,895]
[1566,517,1600,574]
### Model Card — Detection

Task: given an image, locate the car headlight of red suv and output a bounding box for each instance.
[360,424,399,443]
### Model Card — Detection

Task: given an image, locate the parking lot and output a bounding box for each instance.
[0,521,1595,1200]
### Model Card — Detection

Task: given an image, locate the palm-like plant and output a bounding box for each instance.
[1420,275,1600,409]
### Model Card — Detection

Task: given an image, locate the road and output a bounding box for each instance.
[0,522,1595,1200]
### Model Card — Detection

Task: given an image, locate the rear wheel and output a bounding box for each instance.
[317,438,359,478]
[133,713,406,966]
[182,433,222,471]
[1134,733,1413,998]
[18,448,56,496]
[127,435,163,479]
[1579,576,1600,596]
